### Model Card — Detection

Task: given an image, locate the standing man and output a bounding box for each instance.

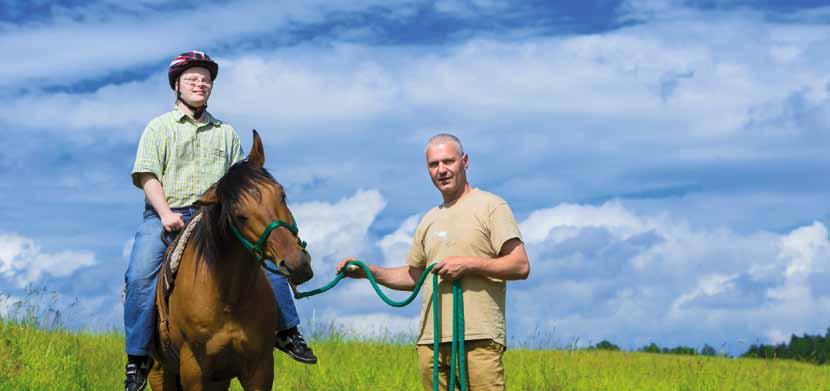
[124,51,316,391]
[338,134,530,390]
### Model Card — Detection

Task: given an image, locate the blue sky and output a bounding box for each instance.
[1,0,829,354]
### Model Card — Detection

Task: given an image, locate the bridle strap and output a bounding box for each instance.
[229,219,307,273]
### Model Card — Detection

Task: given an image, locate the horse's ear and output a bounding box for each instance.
[195,186,219,206]
[247,129,265,167]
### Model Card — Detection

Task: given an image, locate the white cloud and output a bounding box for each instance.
[4,5,830,159]
[217,53,401,124]
[0,233,96,288]
[520,201,645,243]
[293,189,386,264]
[319,311,419,339]
[768,222,830,301]
[300,198,830,350]
[780,221,828,278]
[434,0,511,18]
[1,1,829,350]
[513,201,830,350]
[377,213,421,267]
[0,77,167,142]
[0,0,419,88]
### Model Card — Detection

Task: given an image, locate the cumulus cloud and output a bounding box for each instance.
[512,201,830,350]
[1,0,828,350]
[6,7,828,160]
[5,1,830,166]
[318,312,419,339]
[434,0,512,18]
[217,53,401,125]
[310,198,829,351]
[0,76,168,142]
[377,213,421,267]
[0,0,420,88]
[0,233,96,288]
[293,189,386,264]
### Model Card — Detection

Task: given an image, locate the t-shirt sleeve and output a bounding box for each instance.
[131,125,166,189]
[406,220,428,268]
[489,201,523,255]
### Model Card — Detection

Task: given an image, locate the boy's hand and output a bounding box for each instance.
[160,211,185,232]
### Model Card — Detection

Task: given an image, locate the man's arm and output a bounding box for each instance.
[336,258,425,291]
[432,238,530,281]
[138,173,184,232]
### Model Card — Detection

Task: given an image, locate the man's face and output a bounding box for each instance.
[177,67,213,106]
[426,142,468,196]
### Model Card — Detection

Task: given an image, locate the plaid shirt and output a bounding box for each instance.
[131,108,244,208]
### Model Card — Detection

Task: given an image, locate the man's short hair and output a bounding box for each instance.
[426,133,465,156]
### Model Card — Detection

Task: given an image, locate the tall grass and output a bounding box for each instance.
[1,319,829,391]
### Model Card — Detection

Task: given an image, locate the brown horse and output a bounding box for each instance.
[148,130,313,391]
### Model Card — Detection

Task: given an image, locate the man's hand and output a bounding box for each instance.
[159,211,185,232]
[432,256,479,280]
[336,257,368,279]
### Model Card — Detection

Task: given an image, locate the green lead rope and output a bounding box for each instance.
[294,260,467,391]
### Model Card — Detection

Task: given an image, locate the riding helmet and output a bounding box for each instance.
[168,51,218,90]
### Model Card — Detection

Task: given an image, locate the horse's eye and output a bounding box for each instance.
[236,214,248,222]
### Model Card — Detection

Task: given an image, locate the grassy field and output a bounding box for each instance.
[1,320,829,391]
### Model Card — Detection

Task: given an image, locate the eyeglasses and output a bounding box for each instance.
[180,77,213,88]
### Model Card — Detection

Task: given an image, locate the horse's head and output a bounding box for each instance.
[196,130,313,285]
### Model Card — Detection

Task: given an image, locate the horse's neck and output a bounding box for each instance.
[199,243,263,305]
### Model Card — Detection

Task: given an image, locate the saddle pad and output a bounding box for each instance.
[155,211,202,370]
[162,212,202,298]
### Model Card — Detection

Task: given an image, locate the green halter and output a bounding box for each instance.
[229,219,307,274]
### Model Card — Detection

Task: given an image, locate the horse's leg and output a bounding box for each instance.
[238,353,274,391]
[147,360,179,391]
[178,345,208,391]
[178,346,233,391]
[148,362,163,391]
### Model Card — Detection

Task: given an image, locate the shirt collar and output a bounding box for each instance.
[172,106,221,126]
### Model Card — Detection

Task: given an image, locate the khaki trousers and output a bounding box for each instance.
[416,339,505,391]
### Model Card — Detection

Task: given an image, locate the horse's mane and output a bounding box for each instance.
[193,160,277,265]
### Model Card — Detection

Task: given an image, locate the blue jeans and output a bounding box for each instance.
[124,206,301,356]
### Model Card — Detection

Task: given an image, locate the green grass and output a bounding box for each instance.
[1,320,829,390]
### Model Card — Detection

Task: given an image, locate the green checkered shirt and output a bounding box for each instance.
[131,108,244,208]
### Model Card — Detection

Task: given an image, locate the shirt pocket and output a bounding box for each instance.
[203,146,230,185]
[211,146,228,159]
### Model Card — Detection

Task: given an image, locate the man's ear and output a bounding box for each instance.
[195,186,219,206]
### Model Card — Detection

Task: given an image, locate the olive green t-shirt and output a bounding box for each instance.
[406,188,523,346]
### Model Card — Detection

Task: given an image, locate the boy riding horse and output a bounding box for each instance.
[124,51,316,391]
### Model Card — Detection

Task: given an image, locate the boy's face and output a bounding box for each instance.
[177,67,213,106]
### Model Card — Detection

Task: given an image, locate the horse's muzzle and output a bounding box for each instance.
[285,250,313,285]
